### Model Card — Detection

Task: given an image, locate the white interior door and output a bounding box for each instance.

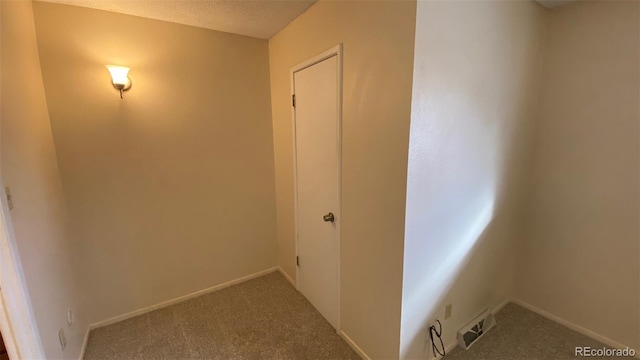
[293,50,341,330]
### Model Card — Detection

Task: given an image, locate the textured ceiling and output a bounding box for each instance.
[535,0,577,9]
[36,0,317,39]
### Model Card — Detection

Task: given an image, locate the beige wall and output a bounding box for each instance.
[268,1,416,357]
[401,1,547,358]
[518,0,640,350]
[11,1,634,357]
[0,1,87,358]
[32,2,277,324]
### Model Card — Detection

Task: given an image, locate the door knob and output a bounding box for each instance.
[323,212,335,222]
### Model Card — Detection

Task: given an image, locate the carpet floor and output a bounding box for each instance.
[83,272,359,360]
[84,274,621,360]
[444,303,620,360]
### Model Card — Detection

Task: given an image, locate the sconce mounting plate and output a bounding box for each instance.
[112,78,132,99]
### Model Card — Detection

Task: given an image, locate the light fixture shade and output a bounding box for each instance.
[106,65,130,87]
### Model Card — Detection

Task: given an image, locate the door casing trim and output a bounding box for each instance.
[0,187,46,359]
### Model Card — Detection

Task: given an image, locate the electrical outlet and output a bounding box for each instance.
[67,308,74,326]
[445,304,453,319]
[58,328,66,351]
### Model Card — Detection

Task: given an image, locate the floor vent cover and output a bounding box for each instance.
[457,308,496,350]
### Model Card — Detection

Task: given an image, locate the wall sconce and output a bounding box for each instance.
[106,65,132,99]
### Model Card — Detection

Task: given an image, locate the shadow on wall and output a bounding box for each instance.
[401,184,497,358]
[399,0,546,357]
[400,91,503,358]
[399,102,532,357]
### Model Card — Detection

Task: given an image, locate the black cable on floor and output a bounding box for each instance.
[429,319,446,358]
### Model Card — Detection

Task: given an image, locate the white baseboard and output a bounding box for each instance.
[494,297,511,313]
[427,298,638,360]
[424,297,518,360]
[512,298,638,358]
[429,297,511,360]
[444,340,458,358]
[89,267,279,330]
[428,339,459,360]
[339,330,371,360]
[78,325,90,360]
[277,266,295,287]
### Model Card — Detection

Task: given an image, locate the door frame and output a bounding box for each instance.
[0,190,45,359]
[290,44,343,332]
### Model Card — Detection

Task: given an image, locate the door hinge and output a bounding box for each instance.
[292,94,296,107]
[296,256,300,267]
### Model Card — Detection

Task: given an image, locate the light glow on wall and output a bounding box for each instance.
[399,193,495,358]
